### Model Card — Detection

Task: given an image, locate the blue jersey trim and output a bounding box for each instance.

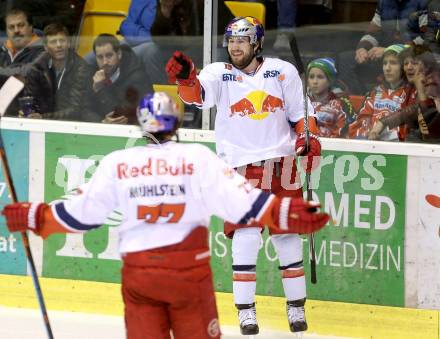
[238,191,271,224]
[54,203,101,231]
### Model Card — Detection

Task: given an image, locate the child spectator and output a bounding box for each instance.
[349,44,416,141]
[307,57,355,138]
[369,45,440,141]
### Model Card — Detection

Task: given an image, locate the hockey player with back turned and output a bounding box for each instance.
[166,16,322,335]
[2,92,329,339]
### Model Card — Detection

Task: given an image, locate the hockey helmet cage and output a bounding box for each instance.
[137,92,182,135]
[223,16,264,48]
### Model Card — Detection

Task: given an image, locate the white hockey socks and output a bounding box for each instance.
[271,234,306,301]
[232,227,262,305]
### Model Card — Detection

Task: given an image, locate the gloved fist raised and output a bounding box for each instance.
[274,197,329,234]
[295,133,321,173]
[165,51,197,86]
[2,202,47,234]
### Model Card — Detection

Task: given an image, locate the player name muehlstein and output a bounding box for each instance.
[129,184,186,198]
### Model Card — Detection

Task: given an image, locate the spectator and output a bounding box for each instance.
[338,0,427,94]
[118,0,232,82]
[0,0,85,36]
[117,0,167,84]
[145,0,230,38]
[150,0,202,36]
[369,45,440,141]
[349,44,416,140]
[307,57,355,138]
[273,0,298,51]
[420,63,440,140]
[0,8,44,80]
[90,34,151,124]
[119,0,156,45]
[423,0,440,56]
[22,23,94,121]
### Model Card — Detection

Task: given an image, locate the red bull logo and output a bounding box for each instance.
[229,90,284,120]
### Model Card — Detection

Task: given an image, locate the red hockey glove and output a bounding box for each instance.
[165,51,197,86]
[274,197,329,234]
[295,133,321,173]
[2,202,47,234]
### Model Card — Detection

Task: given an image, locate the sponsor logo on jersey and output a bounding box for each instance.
[229,90,284,120]
[117,158,194,179]
[373,99,400,112]
[222,73,243,82]
[263,70,281,78]
[129,184,186,198]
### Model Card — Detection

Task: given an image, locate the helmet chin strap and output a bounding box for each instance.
[143,131,163,145]
[143,126,180,145]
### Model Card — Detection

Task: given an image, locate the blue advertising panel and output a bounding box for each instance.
[0,130,29,275]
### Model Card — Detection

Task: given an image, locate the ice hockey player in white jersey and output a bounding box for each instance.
[166,16,323,335]
[2,92,328,339]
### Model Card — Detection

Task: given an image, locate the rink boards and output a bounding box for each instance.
[0,118,439,338]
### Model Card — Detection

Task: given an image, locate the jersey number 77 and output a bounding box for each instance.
[137,203,186,223]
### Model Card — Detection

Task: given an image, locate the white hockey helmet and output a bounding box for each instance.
[136,92,182,135]
[223,16,264,49]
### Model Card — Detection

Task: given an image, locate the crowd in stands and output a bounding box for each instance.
[304,0,440,143]
[0,1,439,143]
[0,8,152,123]
[311,43,440,142]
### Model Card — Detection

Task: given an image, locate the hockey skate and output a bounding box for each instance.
[237,303,259,335]
[287,298,308,334]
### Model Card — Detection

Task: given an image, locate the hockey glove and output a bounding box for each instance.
[274,197,329,234]
[166,51,197,86]
[2,202,47,235]
[295,133,321,173]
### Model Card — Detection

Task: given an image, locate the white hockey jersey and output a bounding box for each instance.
[198,57,315,168]
[51,142,273,254]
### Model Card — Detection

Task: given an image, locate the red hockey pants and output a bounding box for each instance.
[121,228,221,339]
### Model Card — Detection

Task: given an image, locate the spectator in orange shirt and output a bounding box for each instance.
[349,44,416,141]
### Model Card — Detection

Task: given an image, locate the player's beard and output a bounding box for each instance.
[229,49,255,70]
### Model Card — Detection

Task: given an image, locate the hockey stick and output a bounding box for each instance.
[288,34,304,76]
[0,77,55,339]
[289,36,317,284]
